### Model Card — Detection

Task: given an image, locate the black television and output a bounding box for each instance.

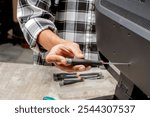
[95,0,150,99]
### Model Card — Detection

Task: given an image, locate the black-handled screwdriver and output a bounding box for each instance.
[66,58,103,66]
[66,58,131,66]
[59,78,83,86]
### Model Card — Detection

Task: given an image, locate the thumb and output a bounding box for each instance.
[46,54,66,64]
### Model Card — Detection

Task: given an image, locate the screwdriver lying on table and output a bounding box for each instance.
[66,58,131,66]
[53,72,102,81]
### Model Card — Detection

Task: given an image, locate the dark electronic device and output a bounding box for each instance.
[95,0,150,99]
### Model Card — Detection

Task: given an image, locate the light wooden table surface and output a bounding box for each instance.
[0,62,117,100]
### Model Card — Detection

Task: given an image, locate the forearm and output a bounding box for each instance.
[17,0,57,48]
[37,29,66,51]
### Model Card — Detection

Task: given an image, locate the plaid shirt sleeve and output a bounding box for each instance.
[17,0,58,64]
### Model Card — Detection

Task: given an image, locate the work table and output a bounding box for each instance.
[0,62,117,100]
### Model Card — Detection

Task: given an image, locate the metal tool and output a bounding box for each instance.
[59,78,83,86]
[79,72,103,79]
[66,58,131,66]
[79,73,101,76]
[80,75,102,79]
[53,72,103,81]
[53,73,77,81]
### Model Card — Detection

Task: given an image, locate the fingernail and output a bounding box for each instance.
[86,66,91,70]
[79,66,85,71]
[78,54,84,58]
[61,59,66,64]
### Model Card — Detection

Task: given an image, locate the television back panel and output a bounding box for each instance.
[95,0,150,96]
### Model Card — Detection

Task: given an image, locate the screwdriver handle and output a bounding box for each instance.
[66,58,103,66]
[60,79,83,86]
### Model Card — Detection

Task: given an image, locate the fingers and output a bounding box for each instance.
[71,43,84,58]
[72,65,86,71]
[55,64,91,72]
[46,44,74,63]
[46,54,66,63]
[45,42,88,72]
[56,65,85,72]
[73,65,91,71]
[57,46,74,58]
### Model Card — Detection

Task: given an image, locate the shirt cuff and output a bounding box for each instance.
[24,17,57,48]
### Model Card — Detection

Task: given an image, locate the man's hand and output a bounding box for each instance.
[45,42,91,72]
[38,29,91,72]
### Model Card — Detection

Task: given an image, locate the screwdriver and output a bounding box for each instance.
[66,58,131,66]
[53,72,102,81]
[59,77,84,86]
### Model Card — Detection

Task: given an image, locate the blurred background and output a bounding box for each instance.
[0,0,32,64]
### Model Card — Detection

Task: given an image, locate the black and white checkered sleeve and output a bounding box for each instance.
[17,0,57,48]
